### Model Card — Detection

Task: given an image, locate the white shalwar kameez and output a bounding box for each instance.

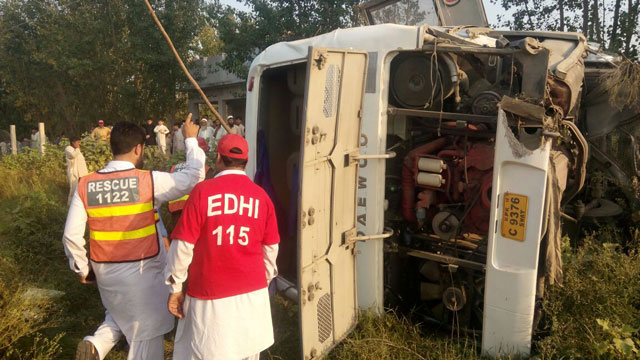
[173,129,185,154]
[62,137,205,360]
[165,177,279,359]
[65,145,88,205]
[154,124,170,154]
[198,126,215,151]
[30,131,41,149]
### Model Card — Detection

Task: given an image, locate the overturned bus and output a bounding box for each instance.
[239,0,639,358]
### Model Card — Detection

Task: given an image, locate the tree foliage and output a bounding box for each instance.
[0,0,209,138]
[210,0,363,77]
[491,0,640,58]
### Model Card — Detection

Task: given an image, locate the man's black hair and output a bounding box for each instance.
[221,152,248,168]
[110,122,146,155]
[70,136,81,143]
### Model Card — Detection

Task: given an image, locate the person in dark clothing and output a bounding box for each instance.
[144,119,157,146]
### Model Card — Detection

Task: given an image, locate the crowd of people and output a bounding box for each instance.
[139,115,245,156]
[0,113,245,156]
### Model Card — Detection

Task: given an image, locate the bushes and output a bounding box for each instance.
[75,135,112,173]
[537,236,640,359]
[0,148,68,359]
[0,146,66,202]
[0,259,63,360]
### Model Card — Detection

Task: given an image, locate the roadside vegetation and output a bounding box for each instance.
[1,141,639,359]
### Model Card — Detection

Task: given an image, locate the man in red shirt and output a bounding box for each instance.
[164,134,279,360]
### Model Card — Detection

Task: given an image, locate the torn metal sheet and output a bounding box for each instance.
[499,96,547,125]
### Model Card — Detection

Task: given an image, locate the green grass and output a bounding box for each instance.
[1,147,640,359]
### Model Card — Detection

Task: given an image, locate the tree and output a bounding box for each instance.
[491,0,639,59]
[210,0,362,78]
[0,0,205,136]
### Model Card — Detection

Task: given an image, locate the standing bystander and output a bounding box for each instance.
[165,134,279,360]
[227,115,239,135]
[144,119,157,146]
[30,128,41,149]
[91,120,111,142]
[234,116,245,137]
[154,119,170,154]
[172,123,185,154]
[198,118,214,151]
[65,136,88,205]
[213,118,227,144]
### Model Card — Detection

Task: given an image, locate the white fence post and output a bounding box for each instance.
[10,125,17,155]
[38,122,45,155]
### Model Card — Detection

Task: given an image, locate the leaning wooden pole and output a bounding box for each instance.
[142,0,233,134]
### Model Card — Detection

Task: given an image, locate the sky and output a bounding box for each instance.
[218,0,507,27]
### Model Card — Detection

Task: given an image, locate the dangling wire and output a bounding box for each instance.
[426,40,445,137]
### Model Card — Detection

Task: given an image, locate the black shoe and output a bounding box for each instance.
[76,340,99,360]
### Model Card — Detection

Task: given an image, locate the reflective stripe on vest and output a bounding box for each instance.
[167,164,210,213]
[78,168,159,263]
[168,194,189,213]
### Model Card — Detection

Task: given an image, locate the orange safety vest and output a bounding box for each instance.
[78,168,159,263]
[167,163,210,213]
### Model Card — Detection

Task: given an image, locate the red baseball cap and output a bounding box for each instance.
[98,120,104,124]
[217,134,248,160]
[197,137,210,152]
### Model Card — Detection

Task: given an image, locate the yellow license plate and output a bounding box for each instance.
[501,193,528,242]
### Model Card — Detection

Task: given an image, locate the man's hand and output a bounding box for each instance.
[146,134,151,139]
[168,291,185,319]
[182,113,199,139]
[79,271,95,284]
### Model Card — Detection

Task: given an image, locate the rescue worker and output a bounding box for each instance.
[167,137,215,226]
[63,115,205,360]
[65,136,88,205]
[165,134,279,360]
[91,120,111,142]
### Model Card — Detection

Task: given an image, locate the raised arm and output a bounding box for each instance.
[65,146,80,160]
[152,115,205,205]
